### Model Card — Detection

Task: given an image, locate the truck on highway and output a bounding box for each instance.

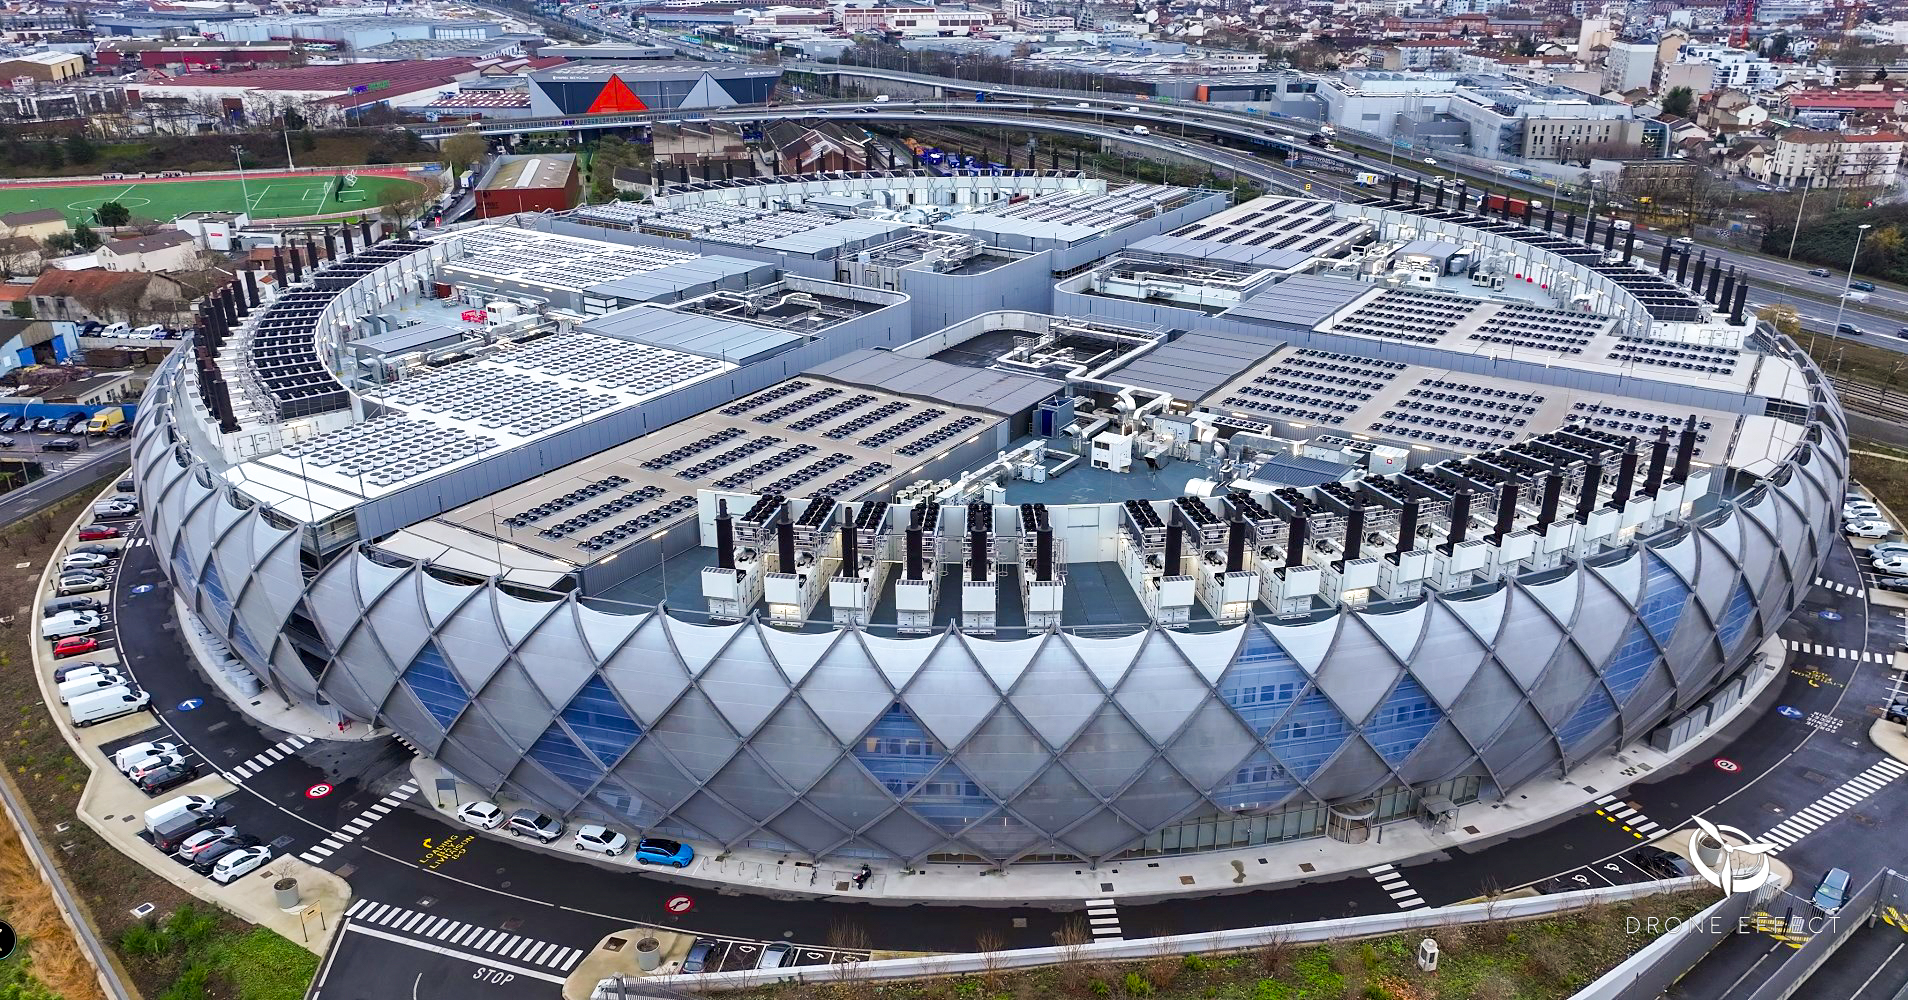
[1353,172,1381,186]
[1130,125,1151,136]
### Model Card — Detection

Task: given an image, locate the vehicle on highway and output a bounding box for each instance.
[40,437,78,452]
[1809,267,1829,277]
[1422,156,1437,165]
[52,636,99,658]
[60,552,110,572]
[1870,553,1908,575]
[873,94,889,103]
[114,740,180,774]
[505,808,563,842]
[633,837,694,867]
[56,572,107,596]
[1851,280,1877,293]
[574,824,629,856]
[69,685,149,727]
[456,801,504,829]
[40,610,101,640]
[78,525,120,541]
[1812,867,1851,915]
[756,942,793,970]
[1837,323,1865,337]
[209,845,272,884]
[682,939,715,973]
[137,762,199,795]
[1673,236,1693,245]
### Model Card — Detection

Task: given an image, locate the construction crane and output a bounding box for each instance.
[1728,0,1756,48]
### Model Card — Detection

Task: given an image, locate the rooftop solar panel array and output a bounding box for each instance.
[1570,402,1715,444]
[1215,349,1405,427]
[378,366,619,436]
[1336,289,1479,345]
[282,416,497,487]
[447,227,701,291]
[489,331,725,393]
[1367,378,1544,451]
[1469,303,1609,355]
[1607,338,1740,376]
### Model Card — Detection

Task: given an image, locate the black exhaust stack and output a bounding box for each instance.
[968,522,988,583]
[1342,505,1365,563]
[1732,281,1749,326]
[1673,415,1698,484]
[840,516,859,577]
[1163,524,1183,575]
[1394,499,1421,560]
[1538,470,1564,532]
[1284,515,1307,570]
[776,517,796,574]
[1441,492,1470,553]
[1614,444,1640,506]
[1225,509,1246,573]
[1576,461,1602,523]
[1491,481,1518,544]
[1035,511,1054,583]
[715,499,735,570]
[905,524,923,581]
[1643,426,1671,497]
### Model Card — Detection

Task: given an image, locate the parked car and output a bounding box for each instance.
[52,636,99,658]
[756,943,793,970]
[137,762,200,795]
[682,939,716,974]
[61,552,110,572]
[1813,867,1851,915]
[1846,520,1895,539]
[173,826,240,862]
[574,825,628,857]
[1870,541,1908,557]
[456,801,504,830]
[1886,701,1908,724]
[126,752,187,780]
[113,740,180,774]
[189,836,260,874]
[209,845,272,884]
[39,438,78,452]
[58,672,127,702]
[57,573,107,596]
[633,837,693,868]
[40,611,101,640]
[57,414,85,434]
[1872,555,1908,576]
[1630,845,1696,880]
[54,659,111,683]
[77,525,121,541]
[504,808,563,843]
[69,544,119,558]
[43,595,102,617]
[91,502,136,520]
[0,417,17,433]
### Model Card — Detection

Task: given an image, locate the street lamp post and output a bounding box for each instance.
[231,145,251,213]
[1825,222,1872,353]
[1786,169,1813,260]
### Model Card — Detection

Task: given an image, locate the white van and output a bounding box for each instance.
[58,672,127,704]
[143,794,217,833]
[69,685,150,728]
[40,610,100,641]
[132,325,167,338]
[99,323,130,338]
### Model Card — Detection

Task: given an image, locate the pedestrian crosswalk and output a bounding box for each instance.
[1083,898,1123,941]
[226,734,312,780]
[1367,864,1425,909]
[1783,639,1892,663]
[126,537,148,549]
[1760,757,1908,853]
[1592,793,1664,841]
[299,780,416,864]
[343,897,585,972]
[1814,577,1865,598]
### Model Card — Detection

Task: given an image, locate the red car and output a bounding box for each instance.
[77,526,120,541]
[52,637,98,658]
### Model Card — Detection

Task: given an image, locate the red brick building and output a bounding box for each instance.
[475,154,580,218]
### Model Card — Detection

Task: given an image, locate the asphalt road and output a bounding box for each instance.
[1794,918,1908,1000]
[0,435,129,525]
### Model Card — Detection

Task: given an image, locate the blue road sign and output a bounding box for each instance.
[177,698,203,712]
[131,584,154,595]
[1776,705,1804,719]
[1819,610,1843,621]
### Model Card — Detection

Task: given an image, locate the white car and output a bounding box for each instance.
[1849,520,1896,539]
[456,801,504,830]
[112,741,179,775]
[209,845,271,884]
[1869,542,1908,558]
[574,824,629,857]
[1871,554,1908,576]
[1844,503,1882,518]
[127,752,187,780]
[61,552,110,571]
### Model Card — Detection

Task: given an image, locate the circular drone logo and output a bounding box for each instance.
[1688,817,1777,895]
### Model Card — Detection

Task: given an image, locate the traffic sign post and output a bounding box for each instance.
[665,895,694,915]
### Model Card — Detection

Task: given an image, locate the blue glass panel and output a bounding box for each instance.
[1558,686,1617,750]
[1638,553,1688,646]
[202,561,231,621]
[1364,677,1442,765]
[905,762,997,834]
[1603,622,1656,702]
[1217,627,1307,736]
[230,620,266,666]
[527,725,601,793]
[1717,582,1756,653]
[853,704,944,796]
[561,676,640,766]
[171,544,195,593]
[1269,689,1349,780]
[400,641,468,730]
[1212,748,1296,811]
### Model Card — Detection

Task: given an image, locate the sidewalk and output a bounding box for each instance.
[171,595,385,743]
[412,632,1791,907]
[30,499,355,955]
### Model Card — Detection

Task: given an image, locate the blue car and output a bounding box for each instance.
[634,837,693,868]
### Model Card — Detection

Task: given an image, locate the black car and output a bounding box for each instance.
[108,422,132,438]
[69,544,120,558]
[1875,577,1908,593]
[137,763,199,796]
[0,417,17,433]
[188,835,260,874]
[1837,323,1864,337]
[1631,845,1695,880]
[1886,701,1908,724]
[40,438,78,452]
[51,659,108,683]
[57,414,85,434]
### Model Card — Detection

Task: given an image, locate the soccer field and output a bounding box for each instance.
[0,173,427,224]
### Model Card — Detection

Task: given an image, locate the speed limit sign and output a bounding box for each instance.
[1714,758,1741,773]
[306,783,333,799]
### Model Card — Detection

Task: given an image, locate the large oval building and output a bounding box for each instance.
[133,176,1844,866]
